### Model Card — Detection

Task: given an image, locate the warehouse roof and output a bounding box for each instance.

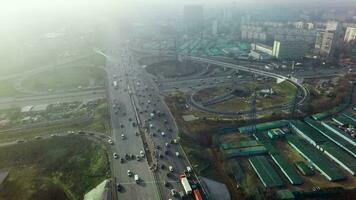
[305,118,356,157]
[290,120,327,145]
[249,156,284,188]
[270,153,303,185]
[287,136,346,181]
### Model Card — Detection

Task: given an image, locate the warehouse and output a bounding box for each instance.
[267,128,286,140]
[287,136,346,181]
[224,146,267,158]
[321,121,356,146]
[332,115,356,127]
[249,156,284,188]
[294,161,314,176]
[320,143,356,176]
[239,120,288,134]
[342,112,356,122]
[305,118,356,158]
[270,153,303,185]
[290,120,327,147]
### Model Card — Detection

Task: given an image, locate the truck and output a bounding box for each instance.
[193,189,203,200]
[180,174,192,195]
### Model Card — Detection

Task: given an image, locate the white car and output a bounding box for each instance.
[175,152,180,157]
[165,142,169,147]
[113,153,118,159]
[161,132,165,137]
[121,134,125,139]
[108,139,114,145]
[140,150,145,157]
[134,174,139,183]
[186,166,192,173]
[169,166,174,172]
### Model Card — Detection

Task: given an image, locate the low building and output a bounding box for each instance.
[21,105,34,113]
[249,50,272,60]
[251,43,273,55]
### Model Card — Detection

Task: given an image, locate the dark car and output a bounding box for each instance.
[117,183,122,191]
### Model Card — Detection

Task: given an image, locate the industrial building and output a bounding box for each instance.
[321,121,356,147]
[272,39,309,59]
[287,136,346,181]
[249,156,284,188]
[270,153,303,185]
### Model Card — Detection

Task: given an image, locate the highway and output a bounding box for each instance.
[105,44,160,199]
[103,25,200,199]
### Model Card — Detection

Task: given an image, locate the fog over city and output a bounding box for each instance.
[0,1,355,200]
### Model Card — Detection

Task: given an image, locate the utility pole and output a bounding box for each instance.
[249,87,257,135]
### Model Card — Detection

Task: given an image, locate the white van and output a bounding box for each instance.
[134,174,139,183]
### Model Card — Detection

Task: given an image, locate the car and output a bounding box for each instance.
[34,136,42,140]
[120,124,124,128]
[108,139,114,145]
[170,189,178,197]
[136,155,141,161]
[164,150,169,155]
[164,180,170,187]
[161,132,165,137]
[160,164,166,169]
[169,166,174,172]
[175,152,180,157]
[120,158,124,163]
[134,174,139,183]
[121,134,125,139]
[140,150,145,157]
[113,153,118,159]
[165,142,169,147]
[186,166,192,173]
[127,170,133,176]
[117,183,122,191]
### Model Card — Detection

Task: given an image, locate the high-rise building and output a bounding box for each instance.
[212,20,218,36]
[183,5,204,35]
[344,27,356,43]
[314,30,337,60]
[272,39,309,59]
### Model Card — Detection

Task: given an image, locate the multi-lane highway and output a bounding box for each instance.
[104,26,196,199]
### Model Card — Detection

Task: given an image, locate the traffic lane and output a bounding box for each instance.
[131,85,188,194]
[108,64,159,199]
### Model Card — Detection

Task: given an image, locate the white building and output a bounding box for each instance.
[344,27,356,43]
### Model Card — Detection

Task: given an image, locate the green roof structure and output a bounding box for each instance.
[249,156,284,188]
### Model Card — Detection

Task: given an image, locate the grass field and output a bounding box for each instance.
[21,66,105,92]
[0,80,23,97]
[0,136,109,200]
[205,81,296,112]
[0,101,110,143]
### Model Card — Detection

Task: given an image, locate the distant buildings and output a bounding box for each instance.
[313,20,341,61]
[344,27,356,42]
[241,25,267,42]
[212,20,218,36]
[183,5,204,35]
